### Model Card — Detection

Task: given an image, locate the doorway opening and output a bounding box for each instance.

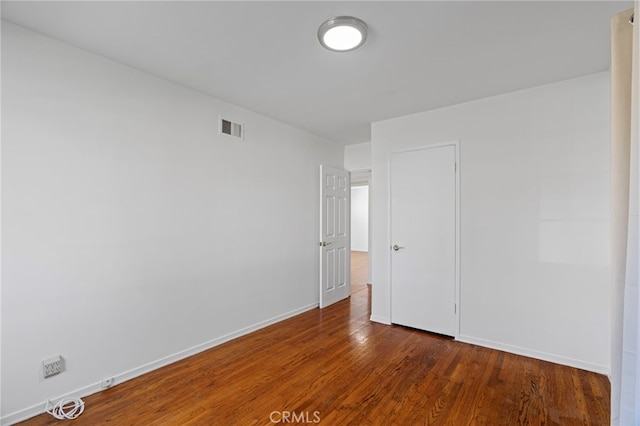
[350,170,371,289]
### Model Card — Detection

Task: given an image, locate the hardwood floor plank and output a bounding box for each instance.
[18,251,609,425]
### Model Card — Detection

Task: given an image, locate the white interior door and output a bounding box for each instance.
[319,165,351,308]
[390,144,458,336]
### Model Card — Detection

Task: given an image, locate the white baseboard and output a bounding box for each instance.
[1,303,319,426]
[370,314,391,325]
[457,334,610,376]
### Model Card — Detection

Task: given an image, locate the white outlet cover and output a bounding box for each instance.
[43,355,64,378]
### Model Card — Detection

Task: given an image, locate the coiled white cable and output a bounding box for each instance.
[46,397,85,420]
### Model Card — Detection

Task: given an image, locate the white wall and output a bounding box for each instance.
[344,142,371,172]
[350,186,369,252]
[1,22,342,422]
[371,73,611,373]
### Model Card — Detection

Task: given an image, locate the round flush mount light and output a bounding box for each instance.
[318,16,368,52]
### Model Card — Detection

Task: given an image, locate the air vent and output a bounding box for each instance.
[219,117,243,140]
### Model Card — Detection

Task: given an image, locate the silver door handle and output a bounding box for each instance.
[392,244,405,251]
[320,241,333,247]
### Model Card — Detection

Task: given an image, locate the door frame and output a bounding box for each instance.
[387,140,461,338]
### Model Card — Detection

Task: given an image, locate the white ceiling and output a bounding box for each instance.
[1,1,632,145]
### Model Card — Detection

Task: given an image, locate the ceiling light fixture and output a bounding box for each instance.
[318,16,368,52]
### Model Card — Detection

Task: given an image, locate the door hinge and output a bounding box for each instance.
[455,162,457,172]
[454,304,457,314]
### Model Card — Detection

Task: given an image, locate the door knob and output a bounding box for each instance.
[320,241,333,247]
[392,244,405,251]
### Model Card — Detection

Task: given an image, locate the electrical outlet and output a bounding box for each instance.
[43,355,64,378]
[101,377,114,389]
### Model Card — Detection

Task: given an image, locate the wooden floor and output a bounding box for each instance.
[21,251,609,425]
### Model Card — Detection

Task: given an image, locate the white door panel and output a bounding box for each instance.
[390,145,458,336]
[320,165,350,308]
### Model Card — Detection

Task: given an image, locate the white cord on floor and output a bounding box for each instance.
[46,397,85,420]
